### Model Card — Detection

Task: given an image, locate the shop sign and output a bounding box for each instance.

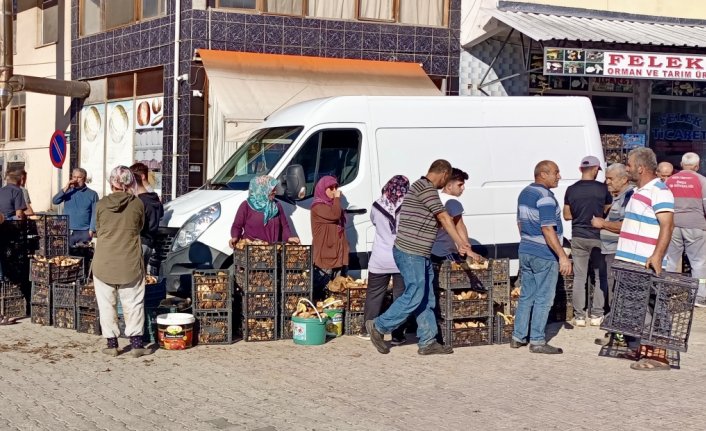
[652,113,706,141]
[543,48,706,81]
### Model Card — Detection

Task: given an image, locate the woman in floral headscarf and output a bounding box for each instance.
[229,175,299,247]
[360,175,410,342]
[311,176,349,295]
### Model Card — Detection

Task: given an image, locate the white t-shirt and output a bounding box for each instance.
[431,192,464,257]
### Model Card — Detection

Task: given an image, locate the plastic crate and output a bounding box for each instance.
[280,316,294,339]
[234,266,277,293]
[0,295,27,319]
[559,273,574,292]
[233,244,279,269]
[192,269,232,310]
[76,307,101,335]
[281,292,312,316]
[438,261,493,290]
[193,310,234,345]
[53,305,76,329]
[37,235,69,257]
[345,311,365,336]
[31,282,51,304]
[281,244,312,270]
[52,282,79,307]
[642,275,698,352]
[439,290,492,319]
[1,280,23,298]
[598,334,681,369]
[281,269,312,292]
[144,280,167,309]
[243,293,277,317]
[30,256,83,284]
[491,281,511,305]
[600,261,655,338]
[440,317,493,347]
[494,315,514,344]
[244,317,276,342]
[76,282,97,308]
[491,258,510,283]
[33,214,69,237]
[347,287,366,312]
[31,303,51,326]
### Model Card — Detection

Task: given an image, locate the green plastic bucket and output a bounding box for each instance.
[292,298,327,346]
[324,309,344,337]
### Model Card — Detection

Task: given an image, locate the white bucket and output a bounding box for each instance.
[156,313,195,350]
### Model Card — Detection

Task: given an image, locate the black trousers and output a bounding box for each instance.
[364,272,406,339]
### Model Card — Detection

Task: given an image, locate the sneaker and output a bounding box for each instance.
[590,315,604,326]
[390,336,407,346]
[356,333,371,341]
[510,339,528,349]
[130,348,152,358]
[529,344,563,354]
[365,320,390,354]
[418,341,454,355]
[101,348,119,357]
[573,317,586,327]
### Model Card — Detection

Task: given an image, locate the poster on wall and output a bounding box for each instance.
[134,96,163,196]
[544,48,706,81]
[79,104,106,197]
[105,100,134,194]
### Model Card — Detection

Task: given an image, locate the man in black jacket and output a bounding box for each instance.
[130,163,163,270]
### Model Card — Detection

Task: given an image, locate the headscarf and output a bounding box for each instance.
[312,176,346,233]
[247,175,280,225]
[376,175,410,216]
[109,166,137,194]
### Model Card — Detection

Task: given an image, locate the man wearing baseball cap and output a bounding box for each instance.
[563,156,613,327]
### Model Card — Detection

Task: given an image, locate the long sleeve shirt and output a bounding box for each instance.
[230,201,292,243]
[311,197,349,269]
[52,186,98,231]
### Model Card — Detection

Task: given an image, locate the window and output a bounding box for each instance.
[288,129,361,198]
[10,93,26,141]
[80,0,167,36]
[217,0,257,9]
[37,0,58,46]
[399,0,445,27]
[308,0,355,19]
[265,0,304,15]
[0,110,6,142]
[358,0,393,21]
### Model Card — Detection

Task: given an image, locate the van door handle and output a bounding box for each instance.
[345,208,367,215]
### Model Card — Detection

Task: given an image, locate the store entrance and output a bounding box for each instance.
[650,99,706,175]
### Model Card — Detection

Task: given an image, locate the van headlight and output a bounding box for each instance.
[172,203,221,251]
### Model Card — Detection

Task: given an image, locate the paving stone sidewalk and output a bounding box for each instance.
[1,311,705,430]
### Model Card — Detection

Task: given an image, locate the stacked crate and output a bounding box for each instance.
[235,245,279,341]
[0,219,37,286]
[34,215,70,257]
[279,245,313,339]
[52,281,79,329]
[490,259,514,344]
[191,270,233,345]
[30,256,83,325]
[76,280,100,335]
[438,261,494,347]
[345,285,367,336]
[0,280,27,319]
[550,274,574,322]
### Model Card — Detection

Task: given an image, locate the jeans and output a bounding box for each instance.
[512,253,559,345]
[375,247,437,348]
[364,272,406,340]
[571,237,605,318]
[601,253,616,313]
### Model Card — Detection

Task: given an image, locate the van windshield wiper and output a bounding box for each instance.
[206,181,231,190]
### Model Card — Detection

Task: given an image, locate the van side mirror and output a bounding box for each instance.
[283,164,306,200]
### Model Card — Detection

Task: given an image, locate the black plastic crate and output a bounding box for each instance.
[438,261,493,290]
[281,244,312,270]
[30,256,83,284]
[77,307,100,335]
[33,214,69,236]
[347,287,367,312]
[194,310,234,345]
[281,269,312,292]
[1,280,23,298]
[643,275,698,352]
[31,303,51,326]
[0,295,27,319]
[558,273,574,292]
[600,261,655,338]
[243,293,277,317]
[244,317,277,342]
[76,282,97,308]
[439,290,492,319]
[37,235,69,257]
[145,279,167,309]
[31,282,51,304]
[281,292,312,316]
[490,281,511,305]
[53,305,76,329]
[233,244,279,269]
[192,269,233,310]
[598,334,682,369]
[52,282,79,307]
[440,317,492,347]
[494,315,514,344]
[345,311,365,336]
[234,266,277,293]
[280,316,294,339]
[491,258,510,283]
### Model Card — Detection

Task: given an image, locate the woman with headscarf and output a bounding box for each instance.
[311,176,349,295]
[360,175,410,342]
[93,166,150,358]
[229,175,299,246]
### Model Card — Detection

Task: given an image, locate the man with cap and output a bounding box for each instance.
[563,156,612,327]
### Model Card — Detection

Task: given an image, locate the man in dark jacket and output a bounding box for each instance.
[130,163,164,270]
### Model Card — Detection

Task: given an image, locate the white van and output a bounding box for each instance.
[157,96,604,294]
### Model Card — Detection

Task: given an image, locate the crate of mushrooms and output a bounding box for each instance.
[192,269,233,310]
[281,245,312,270]
[233,239,279,270]
[244,317,277,342]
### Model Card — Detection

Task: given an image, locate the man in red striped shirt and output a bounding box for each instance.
[665,152,706,306]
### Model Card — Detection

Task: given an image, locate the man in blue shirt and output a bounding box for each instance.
[513,160,572,354]
[52,168,98,246]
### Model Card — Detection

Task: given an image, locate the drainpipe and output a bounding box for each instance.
[0,0,14,109]
[171,0,181,199]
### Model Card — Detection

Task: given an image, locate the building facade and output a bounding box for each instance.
[70,0,462,201]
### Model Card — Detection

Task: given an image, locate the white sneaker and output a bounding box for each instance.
[590,315,604,326]
[573,317,586,327]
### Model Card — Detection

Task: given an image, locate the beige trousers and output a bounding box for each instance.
[94,274,145,338]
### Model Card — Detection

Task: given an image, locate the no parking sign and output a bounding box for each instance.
[49,130,66,168]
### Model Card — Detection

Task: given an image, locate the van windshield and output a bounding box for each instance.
[209,126,303,190]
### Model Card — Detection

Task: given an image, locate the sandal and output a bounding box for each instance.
[0,315,18,325]
[630,358,670,371]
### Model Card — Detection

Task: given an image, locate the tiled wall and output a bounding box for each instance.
[71,0,462,201]
[460,38,527,96]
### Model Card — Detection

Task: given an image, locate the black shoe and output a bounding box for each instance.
[418,341,454,355]
[529,344,563,354]
[365,320,389,354]
[510,339,528,349]
[390,336,406,346]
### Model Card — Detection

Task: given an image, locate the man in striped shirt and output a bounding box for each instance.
[512,160,572,354]
[367,160,472,355]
